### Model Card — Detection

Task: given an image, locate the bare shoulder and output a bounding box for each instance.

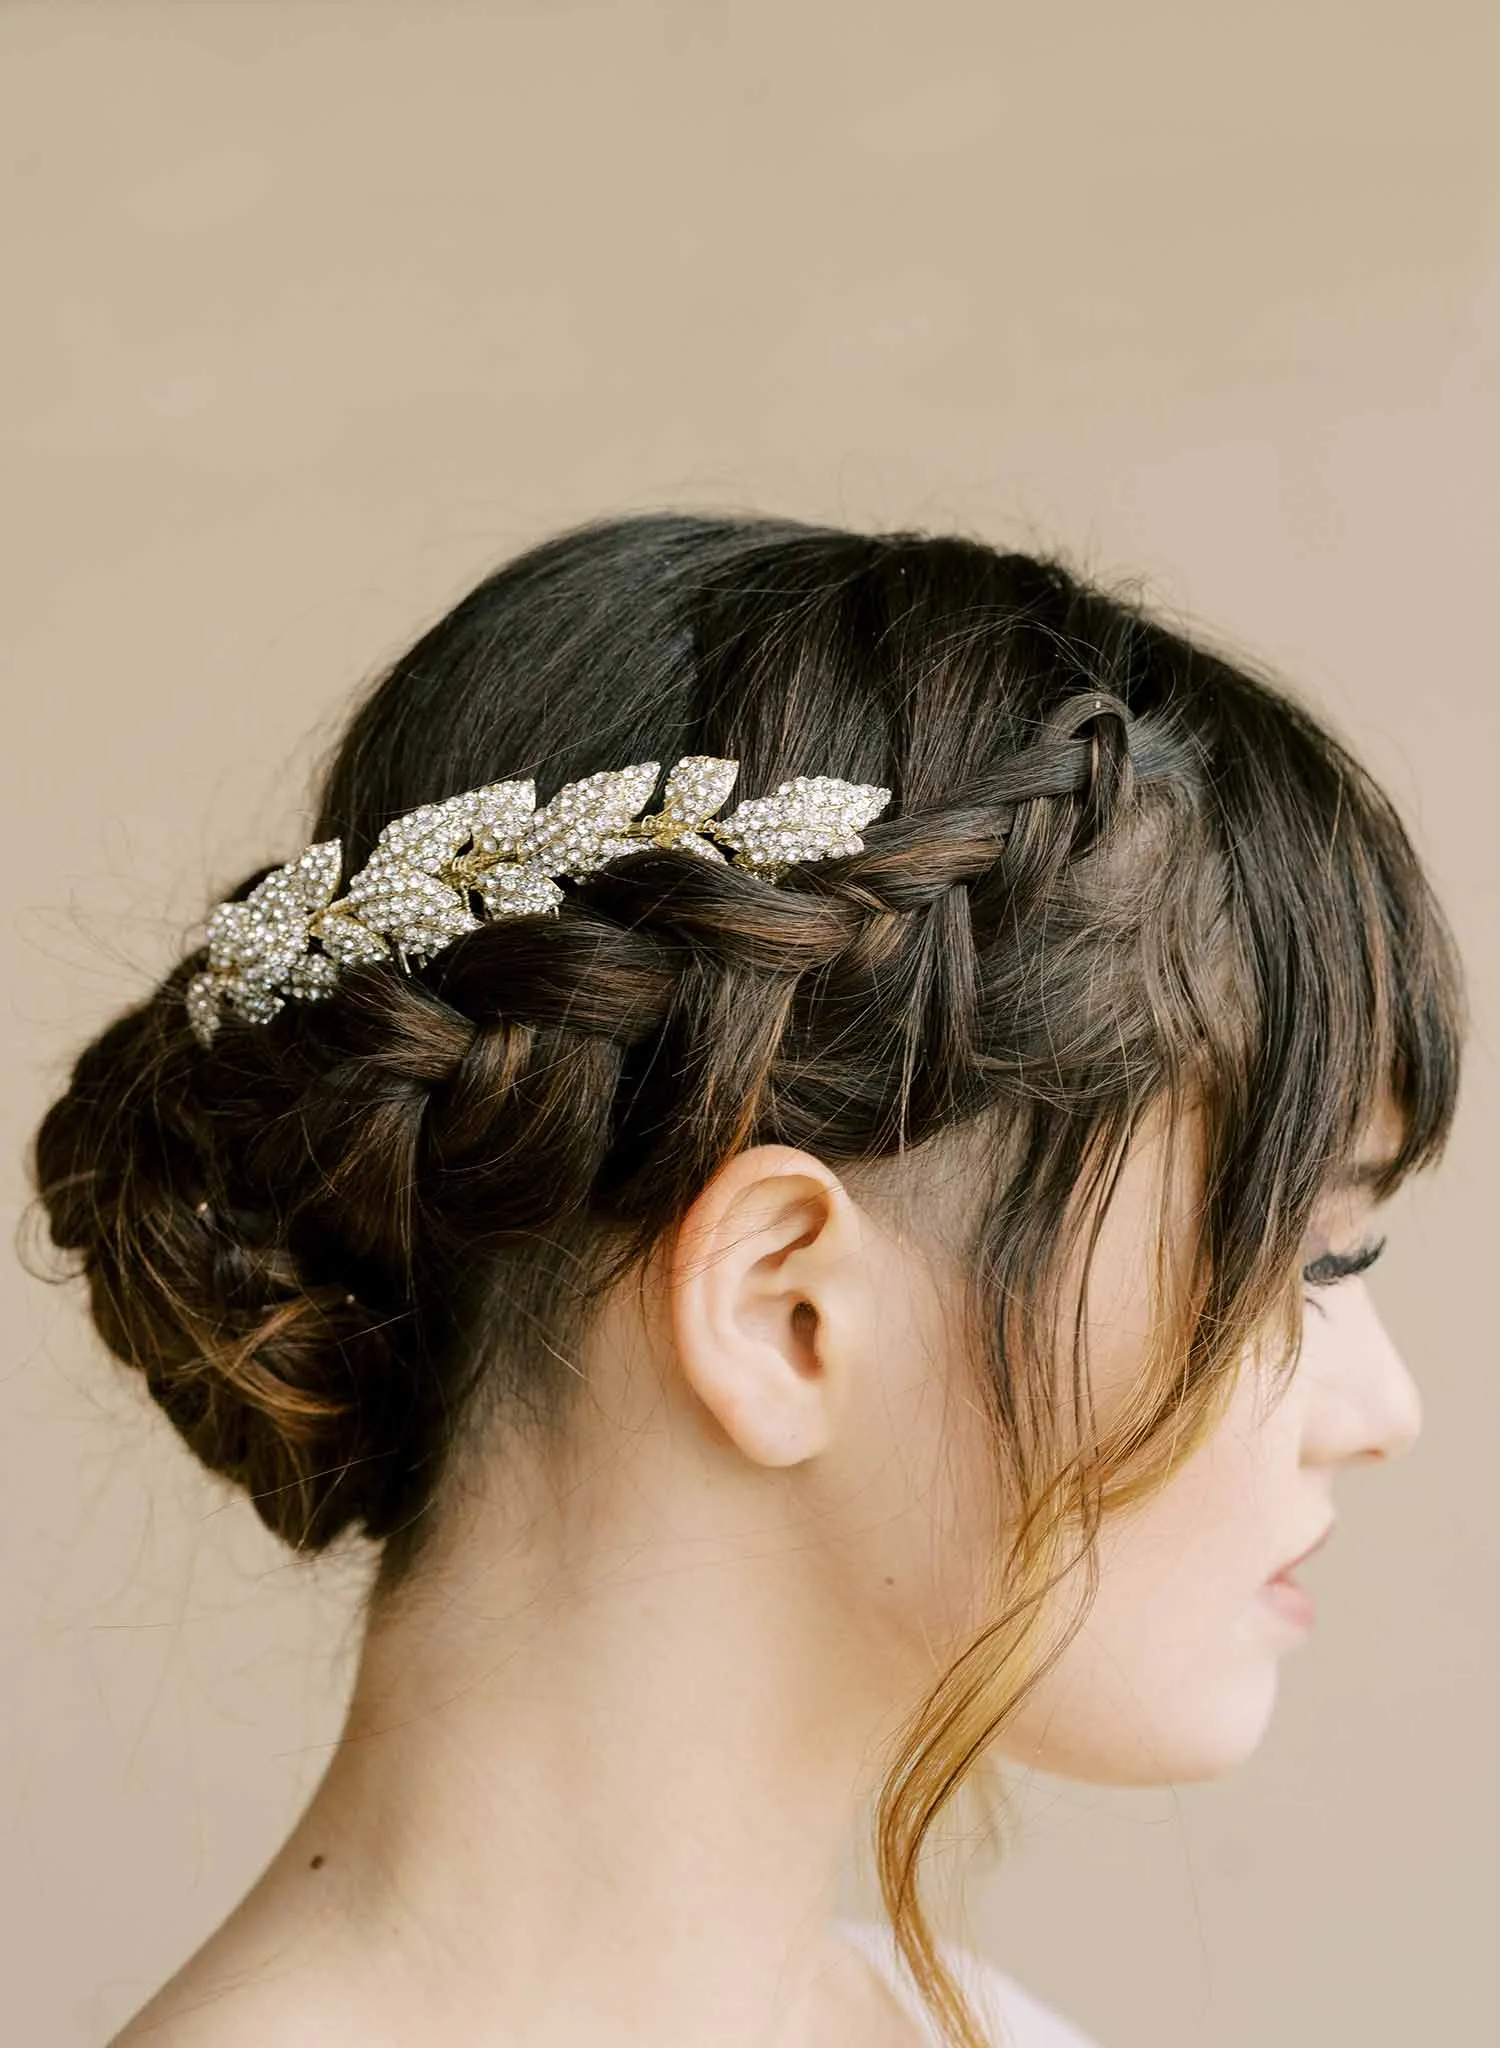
[103,1929,366,2048]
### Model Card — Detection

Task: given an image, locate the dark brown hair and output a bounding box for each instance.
[27,515,1465,2048]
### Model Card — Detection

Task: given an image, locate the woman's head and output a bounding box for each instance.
[29,514,1464,2048]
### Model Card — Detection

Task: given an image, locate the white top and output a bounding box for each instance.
[833,1915,1104,2048]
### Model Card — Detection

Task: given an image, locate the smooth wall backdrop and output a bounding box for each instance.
[3,5,1495,2044]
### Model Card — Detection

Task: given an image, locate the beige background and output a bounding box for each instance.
[3,4,1496,2044]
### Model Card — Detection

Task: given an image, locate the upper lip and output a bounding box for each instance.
[1271,1522,1335,1579]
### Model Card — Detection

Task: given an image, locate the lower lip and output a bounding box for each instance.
[1261,1573,1316,1630]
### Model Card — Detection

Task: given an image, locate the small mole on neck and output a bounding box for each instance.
[309,1853,326,1870]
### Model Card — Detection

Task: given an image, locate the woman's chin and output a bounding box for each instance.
[991,1660,1282,1785]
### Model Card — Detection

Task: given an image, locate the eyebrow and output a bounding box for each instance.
[1332,1158,1398,1192]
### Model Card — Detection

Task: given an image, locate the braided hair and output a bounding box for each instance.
[26,514,1464,2048]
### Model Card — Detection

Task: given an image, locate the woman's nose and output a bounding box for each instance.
[1303,1281,1424,1466]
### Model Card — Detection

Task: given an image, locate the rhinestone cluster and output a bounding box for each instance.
[184,754,890,1046]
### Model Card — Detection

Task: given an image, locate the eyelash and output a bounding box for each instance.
[1301,1236,1387,1316]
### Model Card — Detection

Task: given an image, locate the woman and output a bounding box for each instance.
[30,515,1465,2048]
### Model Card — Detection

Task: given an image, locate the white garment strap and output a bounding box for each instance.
[832,1915,1104,2048]
[833,1915,942,2037]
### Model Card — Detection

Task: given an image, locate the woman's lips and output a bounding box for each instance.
[1260,1521,1332,1632]
[1261,1571,1316,1630]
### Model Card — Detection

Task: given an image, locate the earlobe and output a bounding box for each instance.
[666,1145,867,1470]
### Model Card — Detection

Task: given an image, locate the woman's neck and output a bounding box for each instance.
[119,1387,926,2047]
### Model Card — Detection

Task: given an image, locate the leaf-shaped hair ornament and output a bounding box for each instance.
[184,754,891,1047]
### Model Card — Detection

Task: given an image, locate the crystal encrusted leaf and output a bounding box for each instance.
[511,761,661,879]
[710,774,892,872]
[467,779,541,863]
[282,840,345,908]
[184,972,224,1047]
[204,839,342,975]
[286,950,340,1002]
[373,778,537,871]
[188,839,348,1044]
[312,907,393,968]
[473,864,566,918]
[341,862,481,959]
[333,786,531,960]
[658,756,740,830]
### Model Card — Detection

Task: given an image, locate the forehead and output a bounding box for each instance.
[1306,1095,1405,1240]
[1330,1093,1406,1191]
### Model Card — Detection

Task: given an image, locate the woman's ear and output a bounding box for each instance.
[666,1144,872,1469]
